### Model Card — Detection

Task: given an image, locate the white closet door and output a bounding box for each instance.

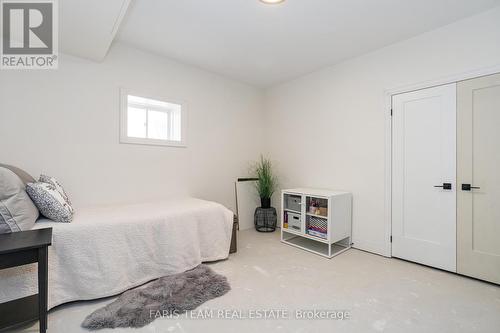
[392,84,456,272]
[457,73,500,284]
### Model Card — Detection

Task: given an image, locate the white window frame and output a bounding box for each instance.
[119,89,188,147]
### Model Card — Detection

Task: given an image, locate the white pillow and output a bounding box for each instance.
[26,182,74,223]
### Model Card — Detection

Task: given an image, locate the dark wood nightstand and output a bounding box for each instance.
[0,228,52,333]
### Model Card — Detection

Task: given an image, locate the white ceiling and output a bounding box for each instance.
[60,0,130,61]
[116,1,499,86]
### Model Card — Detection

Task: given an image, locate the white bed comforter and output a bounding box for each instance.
[0,198,233,309]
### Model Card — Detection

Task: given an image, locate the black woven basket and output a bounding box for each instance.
[254,207,277,232]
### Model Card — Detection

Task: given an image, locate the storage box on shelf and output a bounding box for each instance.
[281,188,352,258]
[285,194,302,212]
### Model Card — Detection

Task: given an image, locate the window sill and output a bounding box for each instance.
[119,137,187,148]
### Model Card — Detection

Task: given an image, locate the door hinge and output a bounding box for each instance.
[390,236,393,243]
[390,109,393,116]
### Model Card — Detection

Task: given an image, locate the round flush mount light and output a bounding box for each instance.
[260,0,286,4]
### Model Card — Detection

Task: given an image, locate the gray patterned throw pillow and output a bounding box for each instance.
[39,174,74,215]
[26,181,74,223]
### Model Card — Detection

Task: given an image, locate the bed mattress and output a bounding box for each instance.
[0,197,233,309]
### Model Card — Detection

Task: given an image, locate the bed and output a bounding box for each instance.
[0,197,234,309]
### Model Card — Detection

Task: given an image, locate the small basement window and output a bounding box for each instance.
[120,90,187,147]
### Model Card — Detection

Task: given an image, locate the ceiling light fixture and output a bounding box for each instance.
[260,0,286,4]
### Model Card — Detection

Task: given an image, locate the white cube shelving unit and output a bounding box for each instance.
[281,188,352,258]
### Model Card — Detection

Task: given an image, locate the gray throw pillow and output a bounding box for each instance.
[0,166,39,233]
[39,174,74,215]
[0,163,35,185]
[26,181,74,223]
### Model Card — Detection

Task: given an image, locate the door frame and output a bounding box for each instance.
[383,64,500,258]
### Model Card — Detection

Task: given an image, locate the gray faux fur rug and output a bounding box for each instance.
[81,265,230,330]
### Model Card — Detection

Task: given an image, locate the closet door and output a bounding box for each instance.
[457,73,500,284]
[392,84,456,272]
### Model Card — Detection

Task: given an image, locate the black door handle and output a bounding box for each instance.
[462,184,480,191]
[434,183,452,190]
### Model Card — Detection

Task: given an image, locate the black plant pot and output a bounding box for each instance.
[260,197,271,208]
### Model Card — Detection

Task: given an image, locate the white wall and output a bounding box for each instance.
[264,7,500,255]
[0,43,264,211]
